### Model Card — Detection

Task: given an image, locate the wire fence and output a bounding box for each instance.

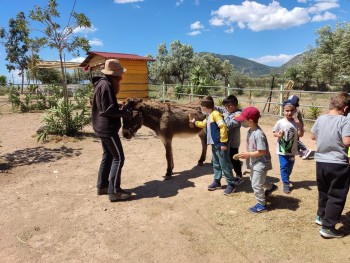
[149,83,338,123]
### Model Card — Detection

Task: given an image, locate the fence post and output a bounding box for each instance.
[162,82,166,102]
[190,84,194,102]
[279,84,283,116]
[227,84,230,96]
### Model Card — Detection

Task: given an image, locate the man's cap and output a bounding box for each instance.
[101,59,127,77]
[235,106,261,122]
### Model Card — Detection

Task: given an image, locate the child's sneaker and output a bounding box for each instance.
[283,184,291,194]
[232,176,244,185]
[249,203,267,213]
[265,184,278,197]
[302,149,312,160]
[223,184,236,195]
[315,215,322,226]
[319,227,344,238]
[207,180,221,191]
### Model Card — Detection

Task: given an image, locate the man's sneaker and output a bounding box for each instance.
[283,184,291,194]
[208,180,222,191]
[249,203,267,213]
[97,187,108,195]
[265,184,278,197]
[109,189,132,202]
[319,227,344,238]
[224,184,236,195]
[302,149,312,160]
[315,215,322,226]
[232,176,244,186]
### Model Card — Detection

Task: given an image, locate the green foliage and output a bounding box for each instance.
[307,104,322,120]
[0,75,7,86]
[37,98,91,142]
[8,86,21,111]
[174,85,186,99]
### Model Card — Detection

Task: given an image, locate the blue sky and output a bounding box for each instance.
[1,0,349,83]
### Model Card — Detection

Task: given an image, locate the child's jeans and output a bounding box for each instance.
[212,145,234,185]
[278,155,295,185]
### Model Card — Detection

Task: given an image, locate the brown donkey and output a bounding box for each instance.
[122,98,207,179]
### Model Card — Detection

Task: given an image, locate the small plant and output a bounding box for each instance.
[37,98,91,142]
[307,104,322,120]
[8,86,21,112]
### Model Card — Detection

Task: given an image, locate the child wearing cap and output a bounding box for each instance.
[235,106,277,213]
[190,96,237,195]
[272,99,304,194]
[288,95,312,160]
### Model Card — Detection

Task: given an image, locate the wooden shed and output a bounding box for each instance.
[80,51,155,100]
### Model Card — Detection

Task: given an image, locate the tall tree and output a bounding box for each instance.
[221,59,234,87]
[29,0,91,100]
[1,12,29,93]
[149,44,172,84]
[169,40,194,85]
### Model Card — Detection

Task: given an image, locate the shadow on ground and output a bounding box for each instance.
[0,146,82,172]
[130,163,213,200]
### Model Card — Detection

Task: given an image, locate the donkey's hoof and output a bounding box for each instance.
[197,161,204,166]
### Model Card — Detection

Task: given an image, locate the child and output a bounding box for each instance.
[190,96,237,195]
[311,92,350,238]
[272,99,304,194]
[288,95,312,160]
[235,106,277,213]
[215,95,244,185]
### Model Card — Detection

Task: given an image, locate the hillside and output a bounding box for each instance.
[199,52,303,77]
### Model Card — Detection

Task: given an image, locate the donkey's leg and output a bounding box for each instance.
[197,130,207,166]
[160,136,174,179]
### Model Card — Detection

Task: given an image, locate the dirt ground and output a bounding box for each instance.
[1,109,350,263]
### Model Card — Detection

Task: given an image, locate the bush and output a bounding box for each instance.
[37,98,91,142]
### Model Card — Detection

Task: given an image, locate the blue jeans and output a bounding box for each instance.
[212,145,234,185]
[278,155,295,185]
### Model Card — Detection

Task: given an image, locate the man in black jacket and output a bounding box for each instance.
[92,59,137,202]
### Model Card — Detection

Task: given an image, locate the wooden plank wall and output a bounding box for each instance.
[88,56,150,100]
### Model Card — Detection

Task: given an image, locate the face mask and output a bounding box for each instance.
[202,110,208,116]
[241,121,249,128]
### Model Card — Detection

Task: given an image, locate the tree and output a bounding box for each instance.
[0,75,7,86]
[169,40,194,85]
[1,12,29,93]
[29,0,91,100]
[200,53,223,83]
[221,59,234,87]
[148,44,172,84]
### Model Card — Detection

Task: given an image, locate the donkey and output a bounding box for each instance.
[122,98,207,179]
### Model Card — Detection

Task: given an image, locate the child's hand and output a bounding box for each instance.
[237,152,249,159]
[278,130,284,138]
[221,145,227,151]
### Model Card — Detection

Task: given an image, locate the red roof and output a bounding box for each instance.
[80,51,155,67]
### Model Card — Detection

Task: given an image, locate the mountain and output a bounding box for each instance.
[199,52,303,77]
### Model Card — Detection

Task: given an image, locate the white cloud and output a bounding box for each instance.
[114,0,143,3]
[209,0,340,33]
[311,11,337,22]
[249,53,300,66]
[308,1,339,14]
[190,21,204,30]
[188,30,201,36]
[176,0,184,7]
[224,27,234,34]
[195,0,200,6]
[69,57,85,63]
[210,1,310,32]
[89,38,104,46]
[73,25,97,34]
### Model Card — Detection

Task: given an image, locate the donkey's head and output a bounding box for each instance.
[122,98,144,139]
